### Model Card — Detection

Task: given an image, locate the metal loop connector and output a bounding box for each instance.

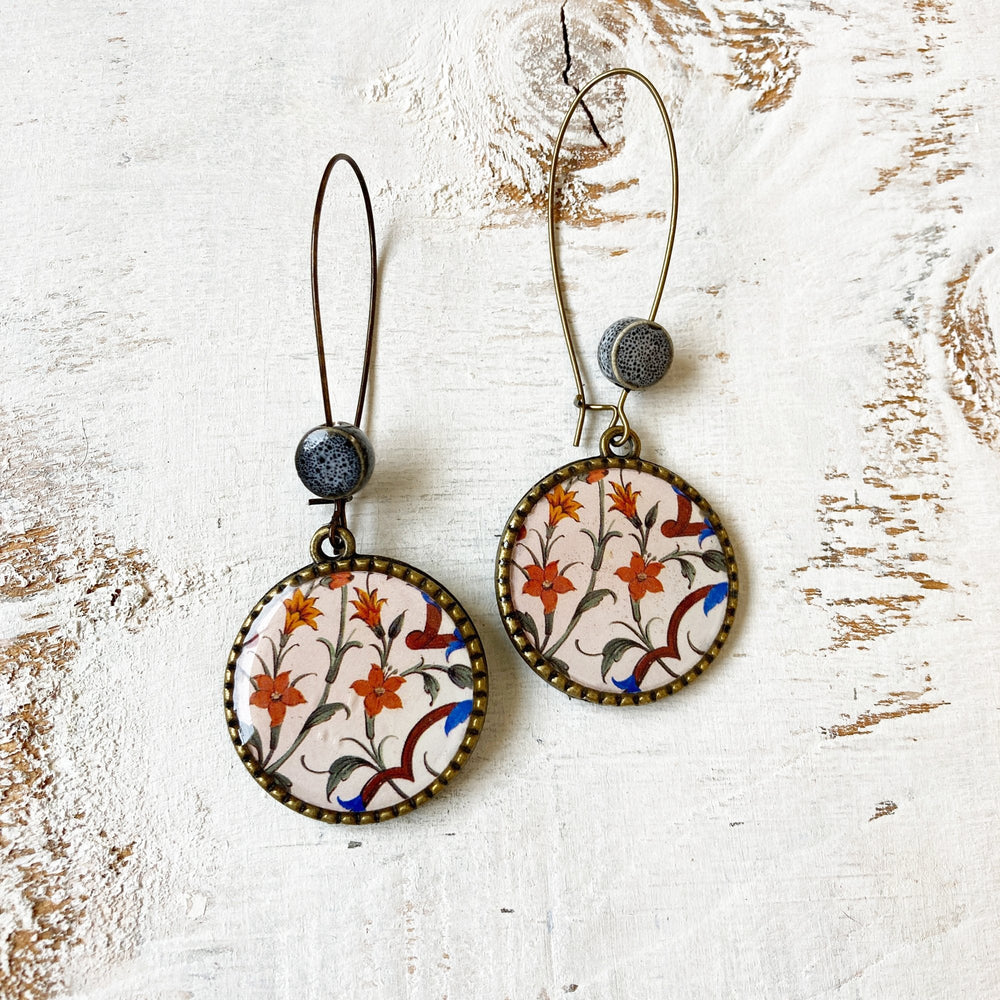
[310,522,356,565]
[600,425,641,459]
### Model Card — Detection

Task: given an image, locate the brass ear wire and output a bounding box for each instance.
[303,154,379,555]
[311,153,378,430]
[547,68,679,453]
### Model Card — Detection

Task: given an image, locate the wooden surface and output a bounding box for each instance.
[2,2,999,997]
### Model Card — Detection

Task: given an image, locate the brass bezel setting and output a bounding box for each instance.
[495,455,738,706]
[225,554,489,823]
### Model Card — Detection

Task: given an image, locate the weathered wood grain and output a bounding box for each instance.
[2,1,999,997]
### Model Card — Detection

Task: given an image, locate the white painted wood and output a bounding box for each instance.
[2,1,999,997]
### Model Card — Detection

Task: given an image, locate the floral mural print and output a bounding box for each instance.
[498,458,738,702]
[227,560,486,820]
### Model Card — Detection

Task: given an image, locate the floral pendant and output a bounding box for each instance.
[226,555,488,822]
[496,456,738,705]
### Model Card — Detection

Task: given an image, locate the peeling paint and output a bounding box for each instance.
[869,800,898,820]
[0,403,150,998]
[796,338,952,650]
[940,250,999,450]
[823,677,948,738]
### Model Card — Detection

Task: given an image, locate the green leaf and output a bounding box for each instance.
[245,727,264,762]
[303,701,350,731]
[387,612,405,640]
[593,529,622,571]
[318,637,362,685]
[574,588,617,616]
[678,559,696,587]
[376,733,396,766]
[325,755,371,799]
[270,771,292,791]
[702,549,727,573]
[446,664,474,689]
[515,610,540,647]
[600,637,637,680]
[547,656,571,676]
[422,671,440,704]
[644,501,660,531]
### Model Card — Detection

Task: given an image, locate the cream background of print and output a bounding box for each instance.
[231,569,478,816]
[504,462,735,697]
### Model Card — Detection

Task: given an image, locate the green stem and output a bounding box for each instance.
[342,735,382,767]
[399,661,451,677]
[266,588,350,776]
[631,596,643,627]
[544,479,611,659]
[542,610,554,650]
[262,722,281,768]
[597,478,606,551]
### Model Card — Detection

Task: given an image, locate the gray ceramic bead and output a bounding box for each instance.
[597,317,674,390]
[294,423,374,500]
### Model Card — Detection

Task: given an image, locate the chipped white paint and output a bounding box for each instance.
[2,1,999,997]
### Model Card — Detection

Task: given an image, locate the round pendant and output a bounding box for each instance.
[225,555,488,823]
[496,456,738,705]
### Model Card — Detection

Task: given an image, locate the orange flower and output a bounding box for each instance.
[586,469,608,483]
[351,665,405,717]
[608,481,641,521]
[547,483,583,526]
[328,571,354,589]
[614,552,665,602]
[522,561,576,615]
[283,589,322,634]
[250,670,307,728]
[350,587,387,629]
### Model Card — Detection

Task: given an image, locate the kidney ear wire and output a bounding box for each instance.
[547,67,679,457]
[310,152,377,430]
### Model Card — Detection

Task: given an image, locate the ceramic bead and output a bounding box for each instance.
[294,423,374,500]
[598,317,673,390]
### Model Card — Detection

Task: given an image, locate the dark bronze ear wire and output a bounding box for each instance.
[310,153,377,430]
[300,154,379,562]
[547,68,679,457]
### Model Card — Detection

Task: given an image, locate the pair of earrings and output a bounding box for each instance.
[224,70,739,824]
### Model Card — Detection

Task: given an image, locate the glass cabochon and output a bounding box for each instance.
[497,457,738,704]
[226,558,487,822]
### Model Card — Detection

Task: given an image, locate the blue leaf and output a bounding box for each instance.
[698,525,715,547]
[421,592,438,607]
[612,675,641,693]
[445,630,465,661]
[336,794,366,812]
[703,581,728,614]
[444,699,474,735]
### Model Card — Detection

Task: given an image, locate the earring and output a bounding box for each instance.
[226,155,488,822]
[495,70,738,706]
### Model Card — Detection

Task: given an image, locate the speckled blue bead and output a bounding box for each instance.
[597,317,673,390]
[294,423,374,500]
